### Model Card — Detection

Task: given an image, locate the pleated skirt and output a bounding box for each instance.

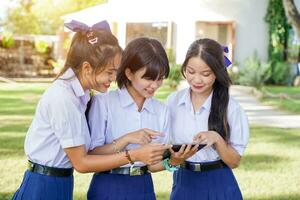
[12,170,73,200]
[87,173,156,200]
[170,166,243,200]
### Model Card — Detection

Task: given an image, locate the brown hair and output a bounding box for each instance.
[182,38,232,141]
[116,37,169,88]
[56,30,122,79]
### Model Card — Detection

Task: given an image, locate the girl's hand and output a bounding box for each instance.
[168,144,199,166]
[130,143,171,165]
[193,131,221,148]
[123,128,164,145]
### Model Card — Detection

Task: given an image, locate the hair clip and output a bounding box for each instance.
[88,37,98,45]
[223,46,232,67]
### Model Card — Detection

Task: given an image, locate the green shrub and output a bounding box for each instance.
[1,32,15,48]
[167,64,183,89]
[35,40,49,53]
[266,61,292,85]
[237,53,270,88]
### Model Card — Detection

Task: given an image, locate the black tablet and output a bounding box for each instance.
[162,144,206,159]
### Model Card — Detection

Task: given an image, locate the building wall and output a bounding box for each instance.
[174,0,269,65]
[63,0,270,66]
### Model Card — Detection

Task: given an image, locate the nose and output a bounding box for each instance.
[193,74,203,84]
[150,80,161,89]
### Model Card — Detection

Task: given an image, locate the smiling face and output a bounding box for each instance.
[86,53,121,92]
[184,56,216,96]
[126,66,164,99]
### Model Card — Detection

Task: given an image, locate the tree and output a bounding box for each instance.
[283,0,300,40]
[265,0,290,62]
[5,0,107,35]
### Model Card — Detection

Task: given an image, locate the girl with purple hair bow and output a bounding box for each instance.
[167,38,249,200]
[12,20,170,200]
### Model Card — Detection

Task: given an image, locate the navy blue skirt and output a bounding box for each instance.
[87,173,156,200]
[12,170,73,200]
[170,165,242,200]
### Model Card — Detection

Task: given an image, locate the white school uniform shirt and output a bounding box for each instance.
[167,88,249,162]
[88,87,170,167]
[24,68,91,168]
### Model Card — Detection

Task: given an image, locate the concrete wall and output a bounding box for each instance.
[174,0,269,65]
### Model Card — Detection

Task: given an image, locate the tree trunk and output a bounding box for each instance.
[283,0,300,40]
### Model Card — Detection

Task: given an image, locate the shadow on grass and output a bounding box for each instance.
[250,126,300,147]
[0,135,25,158]
[0,123,29,133]
[0,88,45,95]
[239,154,288,171]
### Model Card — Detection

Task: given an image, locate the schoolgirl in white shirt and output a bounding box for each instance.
[167,38,249,200]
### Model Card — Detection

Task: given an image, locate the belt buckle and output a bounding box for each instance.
[194,163,201,172]
[130,166,142,176]
[28,161,34,170]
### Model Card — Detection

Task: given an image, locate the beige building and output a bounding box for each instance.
[63,0,269,65]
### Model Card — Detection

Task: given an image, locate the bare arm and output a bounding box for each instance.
[89,136,130,155]
[89,128,163,155]
[213,133,241,168]
[65,143,171,173]
[65,145,130,173]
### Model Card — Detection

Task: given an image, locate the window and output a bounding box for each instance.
[126,22,168,47]
[195,21,235,62]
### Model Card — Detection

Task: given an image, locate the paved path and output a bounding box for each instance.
[230,85,300,129]
[178,81,300,128]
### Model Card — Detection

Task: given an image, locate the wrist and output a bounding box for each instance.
[120,135,131,146]
[169,158,180,166]
[213,131,222,144]
[163,158,179,172]
[128,149,138,162]
[112,140,120,153]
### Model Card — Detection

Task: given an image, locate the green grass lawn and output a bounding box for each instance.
[260,86,300,114]
[1,82,300,200]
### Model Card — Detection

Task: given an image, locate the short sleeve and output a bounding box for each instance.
[88,94,108,150]
[49,96,86,148]
[228,105,250,156]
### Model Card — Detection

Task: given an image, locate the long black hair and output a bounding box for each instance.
[181,38,232,141]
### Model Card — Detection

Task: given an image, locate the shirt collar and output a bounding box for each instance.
[60,68,90,106]
[118,87,155,114]
[177,87,213,112]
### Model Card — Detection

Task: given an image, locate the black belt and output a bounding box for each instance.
[28,160,74,177]
[96,166,149,176]
[180,160,226,172]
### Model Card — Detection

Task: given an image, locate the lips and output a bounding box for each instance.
[145,89,155,95]
[193,85,204,90]
[103,83,110,88]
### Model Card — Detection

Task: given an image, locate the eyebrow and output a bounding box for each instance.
[186,65,212,72]
[107,67,117,71]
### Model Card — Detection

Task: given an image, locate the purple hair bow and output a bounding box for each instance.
[64,20,111,33]
[223,46,232,67]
